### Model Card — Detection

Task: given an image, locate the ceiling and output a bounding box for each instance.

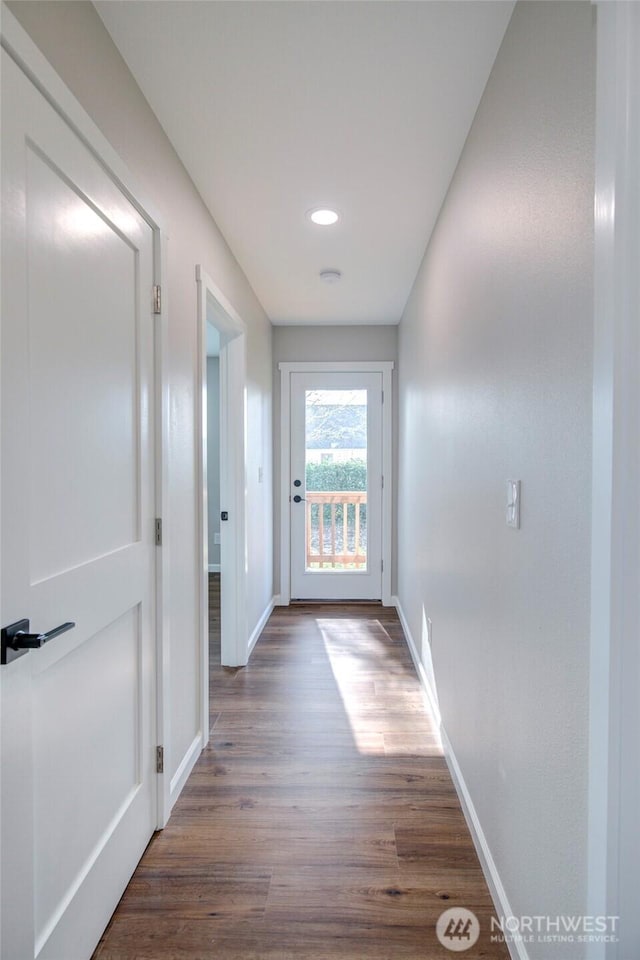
[95,1,514,326]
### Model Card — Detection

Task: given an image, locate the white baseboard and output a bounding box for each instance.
[248,596,275,656]
[165,598,273,815]
[392,595,526,960]
[168,733,202,812]
[392,596,441,726]
[441,728,527,960]
[208,563,220,573]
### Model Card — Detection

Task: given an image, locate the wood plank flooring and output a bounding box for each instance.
[93,581,508,959]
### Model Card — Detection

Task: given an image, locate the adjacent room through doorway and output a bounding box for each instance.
[206,320,222,664]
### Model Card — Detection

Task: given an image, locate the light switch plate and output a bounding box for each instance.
[506,479,521,528]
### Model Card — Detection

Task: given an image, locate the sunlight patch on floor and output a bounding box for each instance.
[318,618,443,758]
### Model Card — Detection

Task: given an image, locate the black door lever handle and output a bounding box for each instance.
[1,619,76,665]
[13,621,75,647]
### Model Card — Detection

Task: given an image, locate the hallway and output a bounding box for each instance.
[93,587,508,959]
[2,4,638,956]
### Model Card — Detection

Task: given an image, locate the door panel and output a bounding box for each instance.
[290,371,383,600]
[34,607,141,937]
[1,51,156,960]
[27,145,140,581]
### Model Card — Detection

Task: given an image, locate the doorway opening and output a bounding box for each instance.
[290,371,383,600]
[196,266,249,739]
[205,321,222,665]
[279,361,394,605]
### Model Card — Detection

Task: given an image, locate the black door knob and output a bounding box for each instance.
[293,495,306,503]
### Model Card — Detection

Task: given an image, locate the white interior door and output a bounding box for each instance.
[290,371,383,600]
[1,51,157,960]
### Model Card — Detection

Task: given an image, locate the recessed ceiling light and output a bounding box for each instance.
[320,269,342,284]
[308,208,340,226]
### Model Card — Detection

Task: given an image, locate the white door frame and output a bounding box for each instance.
[196,266,249,684]
[588,3,640,957]
[0,7,172,832]
[278,361,393,606]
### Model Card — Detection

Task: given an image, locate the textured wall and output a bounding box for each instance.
[8,1,274,789]
[397,3,595,953]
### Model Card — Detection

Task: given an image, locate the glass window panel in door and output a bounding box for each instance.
[304,389,368,572]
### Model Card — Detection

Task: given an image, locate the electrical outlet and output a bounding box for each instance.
[421,612,433,662]
[258,466,263,483]
[214,533,221,545]
[506,479,521,528]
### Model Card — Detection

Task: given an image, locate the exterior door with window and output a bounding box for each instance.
[1,50,157,960]
[290,371,383,600]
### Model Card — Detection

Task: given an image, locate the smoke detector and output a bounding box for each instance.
[319,269,342,284]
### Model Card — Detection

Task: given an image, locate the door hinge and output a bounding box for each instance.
[155,518,163,546]
[382,389,384,404]
[381,474,384,489]
[381,559,384,573]
[156,745,164,774]
[153,285,162,315]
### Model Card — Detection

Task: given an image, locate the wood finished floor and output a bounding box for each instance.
[93,577,508,959]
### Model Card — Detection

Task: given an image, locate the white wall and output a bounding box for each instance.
[8,1,274,795]
[206,357,220,569]
[397,3,594,955]
[273,324,398,597]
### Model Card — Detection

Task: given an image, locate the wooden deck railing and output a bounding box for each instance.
[305,491,367,569]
